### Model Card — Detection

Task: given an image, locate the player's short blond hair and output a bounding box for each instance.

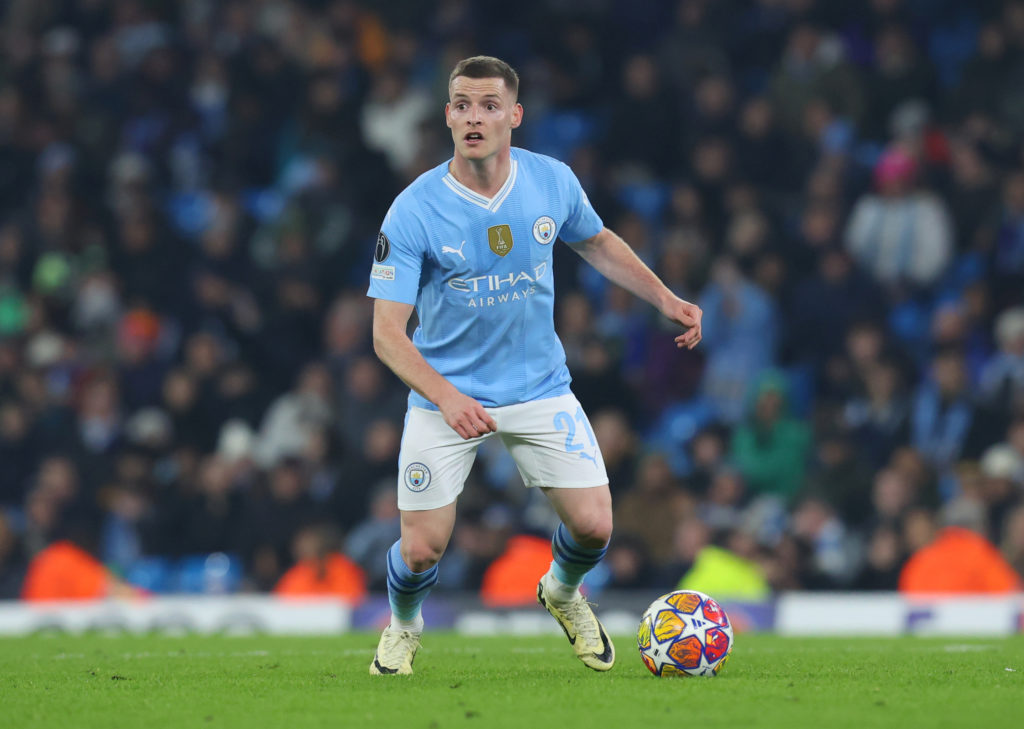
[448,56,519,99]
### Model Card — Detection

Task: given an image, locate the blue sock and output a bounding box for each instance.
[386,540,438,622]
[549,522,607,589]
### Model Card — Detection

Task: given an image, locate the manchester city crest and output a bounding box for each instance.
[404,462,431,492]
[532,216,556,244]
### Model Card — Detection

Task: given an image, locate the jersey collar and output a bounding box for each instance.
[442,158,518,213]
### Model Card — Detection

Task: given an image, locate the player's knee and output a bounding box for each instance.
[400,539,445,572]
[568,512,613,549]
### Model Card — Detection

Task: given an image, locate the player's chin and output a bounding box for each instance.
[459,142,489,158]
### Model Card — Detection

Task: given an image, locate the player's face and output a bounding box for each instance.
[445,76,522,162]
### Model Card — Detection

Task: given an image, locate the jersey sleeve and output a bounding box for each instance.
[556,162,604,243]
[366,199,425,305]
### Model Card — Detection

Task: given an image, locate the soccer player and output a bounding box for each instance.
[367,56,702,675]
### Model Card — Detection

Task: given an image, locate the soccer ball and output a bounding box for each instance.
[636,589,733,677]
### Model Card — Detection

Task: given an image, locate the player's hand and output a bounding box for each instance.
[663,297,703,350]
[437,390,498,440]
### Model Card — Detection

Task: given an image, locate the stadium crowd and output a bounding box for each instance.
[1,0,1024,602]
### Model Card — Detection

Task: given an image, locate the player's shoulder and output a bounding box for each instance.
[386,159,451,217]
[380,160,450,248]
[512,147,574,175]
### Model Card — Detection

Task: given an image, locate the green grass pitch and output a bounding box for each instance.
[2,633,1021,728]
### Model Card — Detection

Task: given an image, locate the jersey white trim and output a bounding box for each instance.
[442,160,518,213]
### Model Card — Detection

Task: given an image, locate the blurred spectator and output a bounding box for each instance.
[345,481,401,590]
[979,306,1024,412]
[480,531,551,607]
[804,427,874,528]
[175,455,244,557]
[678,530,770,600]
[613,452,693,566]
[699,258,779,423]
[98,478,153,574]
[603,54,680,179]
[697,467,746,533]
[571,335,640,419]
[115,308,166,411]
[0,513,26,599]
[768,23,864,136]
[978,444,1023,543]
[945,138,998,254]
[440,505,514,592]
[731,370,812,502]
[360,66,432,178]
[257,361,334,469]
[237,459,320,591]
[1001,504,1024,578]
[684,426,730,495]
[603,533,657,590]
[985,170,1024,308]
[911,348,987,477]
[852,524,905,590]
[657,516,710,588]
[331,418,400,529]
[0,400,36,506]
[735,96,799,193]
[861,24,936,143]
[787,246,884,371]
[845,145,953,292]
[899,524,1021,594]
[790,496,861,587]
[842,358,911,468]
[334,354,406,453]
[274,524,366,603]
[590,410,638,494]
[21,518,138,601]
[870,466,919,530]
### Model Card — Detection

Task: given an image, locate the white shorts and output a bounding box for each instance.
[397,393,609,511]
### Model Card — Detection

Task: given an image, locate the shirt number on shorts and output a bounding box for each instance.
[553,408,597,463]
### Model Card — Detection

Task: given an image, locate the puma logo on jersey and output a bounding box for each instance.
[442,240,467,261]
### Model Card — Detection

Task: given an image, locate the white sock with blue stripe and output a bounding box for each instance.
[386,540,436,633]
[544,522,608,605]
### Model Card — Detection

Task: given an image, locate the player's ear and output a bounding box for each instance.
[445,102,453,128]
[511,103,523,129]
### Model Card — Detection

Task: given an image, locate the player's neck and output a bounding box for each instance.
[449,149,512,198]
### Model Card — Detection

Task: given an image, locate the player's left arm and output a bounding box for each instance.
[568,227,702,349]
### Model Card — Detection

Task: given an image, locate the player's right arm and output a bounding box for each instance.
[373,298,497,440]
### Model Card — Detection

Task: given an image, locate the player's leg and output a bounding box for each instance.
[371,503,456,676]
[536,484,616,671]
[371,406,481,675]
[540,483,613,600]
[499,394,615,671]
[387,503,456,631]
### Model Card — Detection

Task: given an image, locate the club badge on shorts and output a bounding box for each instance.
[404,463,431,492]
[532,216,556,244]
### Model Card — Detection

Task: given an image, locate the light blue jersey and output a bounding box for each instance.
[367,147,604,409]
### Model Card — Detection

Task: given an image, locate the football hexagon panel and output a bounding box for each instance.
[637,614,652,651]
[666,592,702,614]
[641,652,657,675]
[712,653,730,676]
[703,627,730,664]
[701,597,729,627]
[660,664,686,677]
[667,635,703,669]
[653,609,686,642]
